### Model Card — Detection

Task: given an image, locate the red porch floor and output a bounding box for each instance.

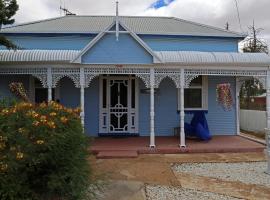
[90,136,265,157]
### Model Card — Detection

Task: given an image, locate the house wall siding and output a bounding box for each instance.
[140,36,239,52]
[139,76,236,136]
[81,33,153,64]
[0,35,94,50]
[1,35,239,52]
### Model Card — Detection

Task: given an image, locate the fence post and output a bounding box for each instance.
[266,128,270,175]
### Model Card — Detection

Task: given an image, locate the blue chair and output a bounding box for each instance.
[184,111,211,141]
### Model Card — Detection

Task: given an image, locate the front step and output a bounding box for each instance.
[96,150,138,159]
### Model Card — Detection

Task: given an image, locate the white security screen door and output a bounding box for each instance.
[99,76,138,135]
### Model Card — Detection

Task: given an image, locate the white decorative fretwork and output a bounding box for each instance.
[184,74,199,88]
[84,67,151,88]
[154,69,181,88]
[0,68,48,87]
[51,68,80,88]
[31,74,48,88]
[185,69,267,77]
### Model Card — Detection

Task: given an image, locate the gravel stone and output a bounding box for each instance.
[145,185,242,200]
[173,162,270,187]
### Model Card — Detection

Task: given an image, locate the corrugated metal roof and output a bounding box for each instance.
[154,51,270,66]
[1,15,245,38]
[0,50,80,62]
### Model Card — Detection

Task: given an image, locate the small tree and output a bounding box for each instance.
[240,22,268,110]
[0,0,19,49]
[242,21,268,54]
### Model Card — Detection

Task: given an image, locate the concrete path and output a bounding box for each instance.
[98,180,146,200]
[91,152,269,200]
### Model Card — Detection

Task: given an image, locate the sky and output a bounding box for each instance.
[13,0,270,47]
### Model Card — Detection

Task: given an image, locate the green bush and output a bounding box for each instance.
[0,101,91,200]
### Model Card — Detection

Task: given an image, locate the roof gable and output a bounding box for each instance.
[73,20,161,64]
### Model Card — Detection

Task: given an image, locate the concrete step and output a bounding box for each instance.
[96,150,138,159]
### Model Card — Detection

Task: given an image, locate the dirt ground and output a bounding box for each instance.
[90,152,270,200]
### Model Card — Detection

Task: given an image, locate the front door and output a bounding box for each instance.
[99,76,138,135]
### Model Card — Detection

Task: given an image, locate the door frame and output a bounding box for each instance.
[99,75,139,135]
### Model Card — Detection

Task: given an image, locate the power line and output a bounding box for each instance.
[234,0,243,32]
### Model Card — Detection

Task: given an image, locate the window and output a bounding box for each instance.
[178,76,208,110]
[30,78,59,103]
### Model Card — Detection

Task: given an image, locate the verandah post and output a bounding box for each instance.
[80,67,85,128]
[266,69,270,174]
[47,67,52,102]
[180,68,186,148]
[150,68,155,148]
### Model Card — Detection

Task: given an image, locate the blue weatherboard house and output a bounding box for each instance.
[1,8,270,148]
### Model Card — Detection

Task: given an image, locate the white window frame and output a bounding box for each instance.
[177,76,208,111]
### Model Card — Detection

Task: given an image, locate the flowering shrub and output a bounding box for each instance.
[0,101,91,200]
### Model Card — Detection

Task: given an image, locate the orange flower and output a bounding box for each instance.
[36,140,45,145]
[0,162,8,172]
[1,109,9,115]
[0,142,6,150]
[60,117,68,124]
[49,112,57,117]
[47,121,56,129]
[32,121,40,126]
[16,152,24,160]
[39,102,47,108]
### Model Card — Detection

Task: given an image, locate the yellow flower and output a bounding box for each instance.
[1,109,9,115]
[0,142,6,150]
[49,112,57,117]
[36,140,45,145]
[16,152,24,160]
[0,162,8,172]
[18,128,26,134]
[32,121,40,126]
[47,121,56,129]
[74,108,81,114]
[60,117,68,124]
[10,146,16,151]
[40,102,47,108]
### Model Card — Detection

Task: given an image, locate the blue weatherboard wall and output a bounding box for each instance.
[0,34,239,52]
[206,76,236,135]
[81,33,153,64]
[48,76,236,136]
[140,36,239,52]
[84,77,99,136]
[59,77,80,108]
[0,35,95,50]
[139,76,236,136]
[58,77,99,136]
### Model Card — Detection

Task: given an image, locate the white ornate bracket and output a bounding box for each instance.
[51,68,80,88]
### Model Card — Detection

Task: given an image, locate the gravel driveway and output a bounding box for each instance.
[173,162,270,187]
[146,185,242,200]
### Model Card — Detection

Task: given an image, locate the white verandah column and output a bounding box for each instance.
[180,68,186,148]
[47,67,52,102]
[150,68,155,148]
[266,69,270,174]
[80,67,85,127]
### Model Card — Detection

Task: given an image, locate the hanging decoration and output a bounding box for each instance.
[9,82,30,102]
[216,83,234,111]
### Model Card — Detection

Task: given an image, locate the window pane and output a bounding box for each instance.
[131,79,135,108]
[184,89,202,108]
[190,76,202,86]
[103,79,107,108]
